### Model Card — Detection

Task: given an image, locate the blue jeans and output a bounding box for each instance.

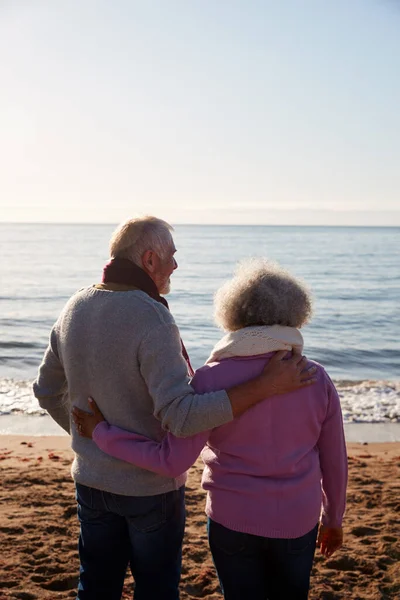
[76,483,185,600]
[208,519,318,600]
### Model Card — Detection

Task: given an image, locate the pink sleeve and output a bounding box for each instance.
[91,370,212,477]
[93,422,208,478]
[317,375,348,527]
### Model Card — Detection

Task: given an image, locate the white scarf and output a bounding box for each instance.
[205,325,304,364]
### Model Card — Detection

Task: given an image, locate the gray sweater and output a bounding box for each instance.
[33,285,233,496]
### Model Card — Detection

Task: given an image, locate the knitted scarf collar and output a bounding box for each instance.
[102,257,194,376]
[206,325,304,364]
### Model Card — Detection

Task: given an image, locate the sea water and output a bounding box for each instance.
[1,223,399,436]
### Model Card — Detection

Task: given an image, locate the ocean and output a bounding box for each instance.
[1,223,399,437]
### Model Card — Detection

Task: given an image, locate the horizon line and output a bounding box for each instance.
[1,221,400,228]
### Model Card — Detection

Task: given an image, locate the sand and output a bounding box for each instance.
[0,436,399,600]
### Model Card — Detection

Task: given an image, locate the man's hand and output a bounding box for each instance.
[261,348,317,395]
[317,525,343,558]
[227,348,317,418]
[72,397,105,439]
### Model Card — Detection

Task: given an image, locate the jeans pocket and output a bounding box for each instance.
[126,493,168,533]
[208,520,247,556]
[76,485,106,523]
[287,524,318,555]
[76,483,93,509]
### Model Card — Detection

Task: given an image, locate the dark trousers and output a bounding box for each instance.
[76,483,185,600]
[208,519,318,600]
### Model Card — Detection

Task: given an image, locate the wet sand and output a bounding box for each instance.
[0,436,399,599]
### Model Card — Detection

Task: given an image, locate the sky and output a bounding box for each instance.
[0,0,399,226]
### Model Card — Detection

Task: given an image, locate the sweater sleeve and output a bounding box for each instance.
[32,324,70,434]
[91,365,214,475]
[138,322,233,437]
[318,375,348,527]
[93,422,209,478]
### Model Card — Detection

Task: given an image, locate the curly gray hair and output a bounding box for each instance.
[214,258,313,331]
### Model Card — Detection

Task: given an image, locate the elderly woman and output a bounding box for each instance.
[73,258,347,600]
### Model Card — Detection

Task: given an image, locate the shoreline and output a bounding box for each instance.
[2,433,400,455]
[1,433,400,454]
[1,435,399,599]
[1,379,400,426]
[1,414,400,442]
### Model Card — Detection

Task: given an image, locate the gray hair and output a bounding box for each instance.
[109,216,174,264]
[214,258,313,331]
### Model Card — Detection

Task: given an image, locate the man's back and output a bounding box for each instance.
[37,285,188,495]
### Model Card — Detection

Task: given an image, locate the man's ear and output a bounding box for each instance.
[141,250,155,273]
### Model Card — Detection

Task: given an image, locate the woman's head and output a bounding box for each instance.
[214,258,312,332]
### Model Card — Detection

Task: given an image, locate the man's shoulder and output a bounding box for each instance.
[62,287,175,327]
[60,286,94,312]
[129,292,174,326]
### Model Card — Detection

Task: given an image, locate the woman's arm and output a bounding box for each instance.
[93,422,209,477]
[316,374,348,556]
[318,376,348,528]
[73,398,209,477]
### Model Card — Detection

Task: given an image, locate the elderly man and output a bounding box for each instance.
[33,216,316,600]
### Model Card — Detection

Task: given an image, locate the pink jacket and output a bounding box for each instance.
[93,354,347,538]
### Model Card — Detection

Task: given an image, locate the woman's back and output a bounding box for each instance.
[192,353,347,538]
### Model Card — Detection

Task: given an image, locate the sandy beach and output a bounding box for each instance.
[0,436,399,600]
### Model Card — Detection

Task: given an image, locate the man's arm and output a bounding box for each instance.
[227,349,315,418]
[33,326,70,433]
[139,322,316,437]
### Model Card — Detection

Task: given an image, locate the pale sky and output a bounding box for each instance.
[1,0,399,225]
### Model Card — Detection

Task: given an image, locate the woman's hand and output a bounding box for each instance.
[72,397,105,439]
[317,524,343,558]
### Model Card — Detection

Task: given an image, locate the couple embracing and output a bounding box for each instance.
[34,216,347,600]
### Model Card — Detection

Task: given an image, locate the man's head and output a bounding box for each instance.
[109,216,177,294]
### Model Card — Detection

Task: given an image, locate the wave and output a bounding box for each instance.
[0,295,69,302]
[0,317,54,327]
[0,378,399,423]
[312,347,400,364]
[308,347,400,379]
[0,379,44,416]
[0,341,41,350]
[335,380,400,423]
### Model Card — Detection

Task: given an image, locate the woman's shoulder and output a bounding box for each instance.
[192,355,337,396]
[191,356,264,393]
[304,360,338,398]
[307,359,334,382]
[191,363,220,393]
